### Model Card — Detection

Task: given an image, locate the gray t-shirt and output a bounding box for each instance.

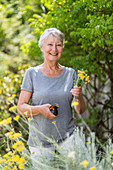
[21,66,77,147]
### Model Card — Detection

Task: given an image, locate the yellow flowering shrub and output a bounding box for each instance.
[0,64,30,156]
[0,117,12,126]
[0,64,30,120]
[1,150,27,170]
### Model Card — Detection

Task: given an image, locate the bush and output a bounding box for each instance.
[0,116,113,170]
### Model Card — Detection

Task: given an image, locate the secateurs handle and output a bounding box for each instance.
[50,104,59,116]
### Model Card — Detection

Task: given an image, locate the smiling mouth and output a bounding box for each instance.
[49,53,58,56]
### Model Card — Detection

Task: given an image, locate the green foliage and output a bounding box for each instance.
[0,0,44,155]
[0,63,31,155]
[0,0,43,75]
[20,41,42,60]
[0,0,113,157]
[0,64,30,120]
[25,0,113,139]
[27,0,113,74]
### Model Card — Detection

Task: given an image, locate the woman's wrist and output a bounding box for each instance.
[75,95,85,114]
[30,105,42,116]
[75,94,83,101]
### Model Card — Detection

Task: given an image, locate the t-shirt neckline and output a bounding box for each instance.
[38,66,65,79]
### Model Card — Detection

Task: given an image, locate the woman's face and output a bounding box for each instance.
[40,34,63,62]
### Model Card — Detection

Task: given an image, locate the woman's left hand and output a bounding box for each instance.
[70,86,85,114]
[70,86,82,99]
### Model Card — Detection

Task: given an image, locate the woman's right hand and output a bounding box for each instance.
[39,104,56,120]
[17,90,56,119]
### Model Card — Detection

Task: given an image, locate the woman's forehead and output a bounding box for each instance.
[45,34,62,43]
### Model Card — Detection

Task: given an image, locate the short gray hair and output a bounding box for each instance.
[38,28,65,48]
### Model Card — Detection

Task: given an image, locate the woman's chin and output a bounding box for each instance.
[48,56,60,61]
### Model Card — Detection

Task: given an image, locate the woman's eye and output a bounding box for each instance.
[48,44,52,46]
[57,44,62,46]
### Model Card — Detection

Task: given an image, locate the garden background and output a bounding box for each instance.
[0,0,113,169]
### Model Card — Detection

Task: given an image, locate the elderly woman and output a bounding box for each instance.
[17,28,85,158]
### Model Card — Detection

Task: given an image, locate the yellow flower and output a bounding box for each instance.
[6,117,12,124]
[0,89,2,94]
[0,160,3,163]
[13,115,20,121]
[7,96,14,101]
[86,142,91,144]
[50,151,55,154]
[11,128,14,132]
[89,167,96,170]
[110,150,113,154]
[52,121,56,124]
[3,153,10,159]
[17,157,25,164]
[9,134,14,139]
[77,70,90,87]
[7,94,16,102]
[12,94,16,97]
[28,118,32,121]
[78,73,86,80]
[13,133,22,139]
[0,120,4,126]
[12,141,25,152]
[16,141,24,146]
[80,160,89,168]
[18,164,24,169]
[9,162,14,166]
[5,131,13,137]
[9,105,17,111]
[72,102,79,106]
[13,165,17,170]
[3,166,9,170]
[16,146,24,151]
[18,66,21,70]
[13,155,20,162]
[86,76,90,82]
[3,158,7,162]
[0,117,12,126]
[78,70,85,74]
[12,141,24,149]
[10,151,15,156]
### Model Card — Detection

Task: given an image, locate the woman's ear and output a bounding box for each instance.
[40,45,44,52]
[40,46,43,52]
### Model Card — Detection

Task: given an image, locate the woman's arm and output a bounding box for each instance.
[17,90,56,119]
[70,86,85,114]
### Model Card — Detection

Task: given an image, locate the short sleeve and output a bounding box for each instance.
[21,68,33,92]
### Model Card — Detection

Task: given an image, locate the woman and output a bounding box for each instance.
[17,28,85,158]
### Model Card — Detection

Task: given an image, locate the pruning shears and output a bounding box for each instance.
[50,104,59,116]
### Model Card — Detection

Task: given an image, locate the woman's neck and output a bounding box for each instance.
[39,62,63,77]
[42,61,62,71]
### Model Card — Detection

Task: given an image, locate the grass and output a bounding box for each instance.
[0,108,113,170]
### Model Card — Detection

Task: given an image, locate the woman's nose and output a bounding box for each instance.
[52,45,57,51]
